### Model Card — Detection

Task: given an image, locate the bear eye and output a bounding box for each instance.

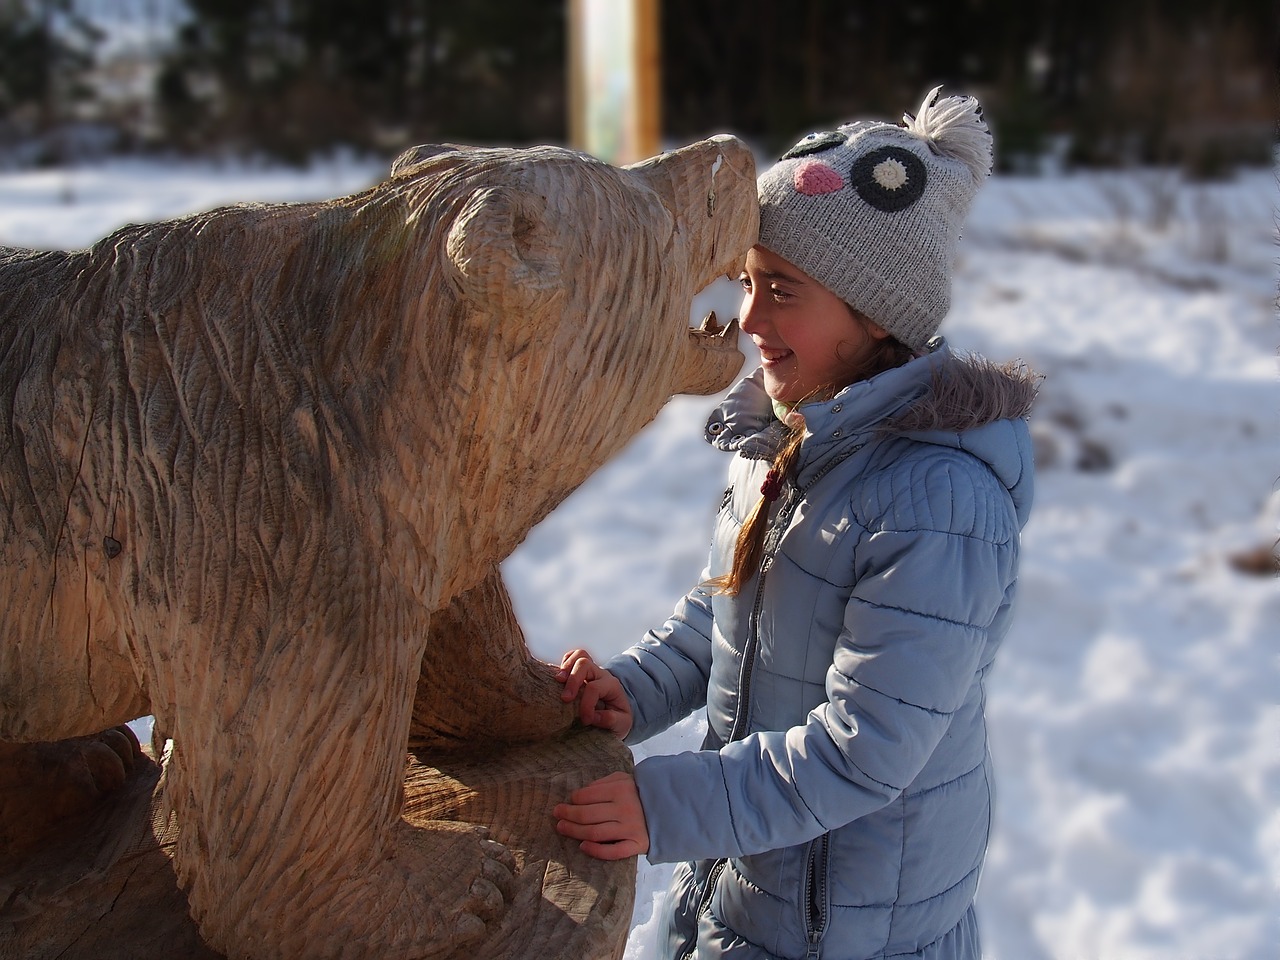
[780,130,845,161]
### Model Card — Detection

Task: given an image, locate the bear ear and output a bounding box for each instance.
[445,185,563,312]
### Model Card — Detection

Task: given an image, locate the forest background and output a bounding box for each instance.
[0,0,1274,175]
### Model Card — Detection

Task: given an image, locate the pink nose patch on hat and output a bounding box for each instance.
[793,159,844,196]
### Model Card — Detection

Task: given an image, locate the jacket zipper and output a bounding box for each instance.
[804,833,830,958]
[680,858,729,960]
[728,443,865,744]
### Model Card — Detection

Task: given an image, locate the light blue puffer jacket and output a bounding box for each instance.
[605,340,1036,960]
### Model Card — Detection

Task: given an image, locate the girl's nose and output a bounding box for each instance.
[739,293,768,336]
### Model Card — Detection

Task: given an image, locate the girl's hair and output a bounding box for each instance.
[708,330,916,597]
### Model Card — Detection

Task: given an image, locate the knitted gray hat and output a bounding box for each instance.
[757,86,993,351]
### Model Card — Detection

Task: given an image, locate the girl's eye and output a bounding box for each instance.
[770,286,791,302]
[738,274,752,292]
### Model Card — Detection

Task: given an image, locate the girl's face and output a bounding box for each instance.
[738,245,889,404]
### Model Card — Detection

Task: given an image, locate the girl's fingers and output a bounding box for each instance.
[578,695,625,734]
[568,772,631,805]
[569,658,597,681]
[577,686,600,722]
[593,708,629,737]
[579,838,644,861]
[556,658,632,738]
[553,805,631,840]
[560,655,598,701]
[559,649,592,670]
[551,801,615,826]
[557,820,623,843]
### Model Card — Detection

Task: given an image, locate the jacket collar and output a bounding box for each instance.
[703,367,787,460]
[705,339,949,461]
[704,338,1038,519]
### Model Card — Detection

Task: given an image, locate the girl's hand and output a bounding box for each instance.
[556,649,633,740]
[553,771,649,860]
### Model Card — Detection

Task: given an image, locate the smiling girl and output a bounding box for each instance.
[555,89,1038,960]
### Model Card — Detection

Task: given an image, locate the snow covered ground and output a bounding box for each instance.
[1,152,1275,959]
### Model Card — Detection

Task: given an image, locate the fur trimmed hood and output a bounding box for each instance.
[885,352,1039,434]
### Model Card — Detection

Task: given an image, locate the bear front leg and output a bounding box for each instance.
[409,565,575,751]
[157,616,515,960]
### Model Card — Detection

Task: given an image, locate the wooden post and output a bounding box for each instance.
[568,0,661,164]
[635,0,661,161]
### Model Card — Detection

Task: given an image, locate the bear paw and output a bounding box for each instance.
[393,819,518,946]
[0,725,145,858]
[197,819,518,960]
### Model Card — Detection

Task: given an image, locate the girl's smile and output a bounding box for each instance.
[757,345,794,363]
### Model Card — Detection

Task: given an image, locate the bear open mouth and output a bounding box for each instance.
[679,309,744,396]
[690,309,740,348]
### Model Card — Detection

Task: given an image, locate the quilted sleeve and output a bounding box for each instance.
[604,575,717,745]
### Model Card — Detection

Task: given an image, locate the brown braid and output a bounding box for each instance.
[707,331,916,597]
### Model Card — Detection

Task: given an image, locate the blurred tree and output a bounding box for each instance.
[157,0,565,160]
[658,0,1066,161]
[658,0,1274,173]
[0,0,100,163]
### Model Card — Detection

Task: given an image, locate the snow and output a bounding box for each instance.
[1,154,1276,959]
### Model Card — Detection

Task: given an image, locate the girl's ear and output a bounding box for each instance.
[865,317,892,340]
[845,302,891,341]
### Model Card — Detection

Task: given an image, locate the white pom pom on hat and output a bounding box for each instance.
[903,85,993,183]
[757,86,993,351]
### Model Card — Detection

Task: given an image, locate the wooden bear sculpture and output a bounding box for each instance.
[0,136,757,959]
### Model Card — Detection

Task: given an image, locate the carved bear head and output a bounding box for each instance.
[369,137,759,576]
